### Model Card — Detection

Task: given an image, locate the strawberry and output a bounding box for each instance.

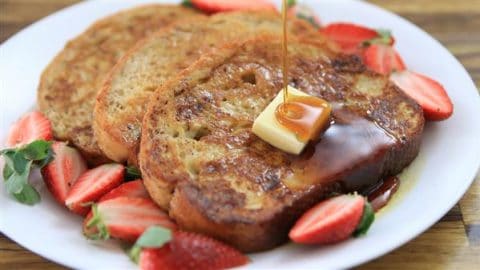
[5,111,53,147]
[190,0,275,14]
[289,194,373,244]
[321,23,379,54]
[364,29,395,47]
[99,179,149,202]
[390,70,453,120]
[139,231,248,270]
[83,197,176,242]
[362,44,406,75]
[65,163,124,215]
[41,142,87,204]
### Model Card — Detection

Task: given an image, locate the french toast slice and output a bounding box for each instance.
[93,11,329,165]
[37,5,202,164]
[139,35,424,252]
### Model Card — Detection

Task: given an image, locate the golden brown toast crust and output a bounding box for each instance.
[93,11,327,165]
[37,4,202,164]
[139,35,424,252]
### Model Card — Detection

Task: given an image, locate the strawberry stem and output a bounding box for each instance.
[362,29,393,47]
[353,200,375,236]
[85,204,110,240]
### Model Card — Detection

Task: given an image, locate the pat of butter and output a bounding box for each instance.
[252,86,310,155]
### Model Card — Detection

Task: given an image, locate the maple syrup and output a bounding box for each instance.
[275,0,331,143]
[274,1,403,210]
[367,176,400,212]
[286,108,398,191]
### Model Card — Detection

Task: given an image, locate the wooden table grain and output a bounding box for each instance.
[0,1,479,269]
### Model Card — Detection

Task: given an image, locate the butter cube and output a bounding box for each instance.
[252,86,311,155]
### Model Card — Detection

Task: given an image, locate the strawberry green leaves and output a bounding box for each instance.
[354,201,375,236]
[287,0,297,7]
[181,0,193,7]
[84,204,110,240]
[1,140,54,205]
[129,226,172,263]
[125,166,142,181]
[362,29,395,47]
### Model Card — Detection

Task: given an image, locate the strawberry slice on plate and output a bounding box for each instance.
[5,111,53,147]
[190,0,275,14]
[362,44,406,75]
[65,163,124,215]
[390,70,453,120]
[321,23,379,54]
[83,197,176,242]
[99,179,149,202]
[139,231,248,270]
[41,142,87,204]
[289,194,374,244]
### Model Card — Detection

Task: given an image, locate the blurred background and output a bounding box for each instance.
[0,1,479,269]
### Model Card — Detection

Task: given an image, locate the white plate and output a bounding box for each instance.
[1,0,479,269]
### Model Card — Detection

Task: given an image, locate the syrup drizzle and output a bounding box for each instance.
[275,1,401,210]
[281,0,289,102]
[276,0,331,142]
[367,176,400,212]
[285,108,398,191]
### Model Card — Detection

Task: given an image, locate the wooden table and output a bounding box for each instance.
[0,0,479,269]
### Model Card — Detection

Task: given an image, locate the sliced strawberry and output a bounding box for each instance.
[289,194,365,244]
[5,111,53,147]
[362,44,406,75]
[190,0,275,14]
[363,29,395,47]
[139,231,248,270]
[83,197,176,242]
[390,70,453,120]
[65,164,124,215]
[41,142,87,204]
[321,23,379,54]
[99,179,149,202]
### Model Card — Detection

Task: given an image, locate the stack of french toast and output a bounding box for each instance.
[36,3,424,252]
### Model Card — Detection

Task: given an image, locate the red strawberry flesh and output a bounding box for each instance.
[362,44,406,75]
[65,163,124,215]
[5,111,53,147]
[41,141,87,204]
[99,179,149,202]
[140,231,248,270]
[289,194,365,244]
[390,70,453,120]
[191,0,275,14]
[322,23,378,54]
[83,197,176,242]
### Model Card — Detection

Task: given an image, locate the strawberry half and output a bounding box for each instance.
[289,194,367,244]
[139,231,248,270]
[390,70,453,120]
[99,179,149,202]
[83,197,176,242]
[65,164,124,215]
[190,0,276,14]
[362,44,406,75]
[41,142,87,204]
[5,111,53,147]
[321,23,379,54]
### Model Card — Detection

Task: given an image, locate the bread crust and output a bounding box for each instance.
[93,11,324,164]
[37,4,201,164]
[139,35,424,252]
